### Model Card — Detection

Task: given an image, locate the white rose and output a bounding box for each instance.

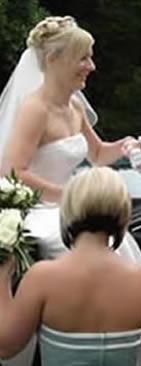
[23,186,33,196]
[13,185,33,204]
[0,177,14,194]
[0,209,23,246]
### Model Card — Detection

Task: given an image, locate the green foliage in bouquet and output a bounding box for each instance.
[0,0,47,92]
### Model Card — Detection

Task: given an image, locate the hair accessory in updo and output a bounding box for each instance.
[27,16,77,48]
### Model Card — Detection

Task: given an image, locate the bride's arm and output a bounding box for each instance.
[79,102,135,165]
[1,99,63,202]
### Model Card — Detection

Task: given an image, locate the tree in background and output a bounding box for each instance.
[0,0,47,92]
[86,0,141,140]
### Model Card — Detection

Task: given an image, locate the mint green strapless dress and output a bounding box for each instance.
[39,325,141,366]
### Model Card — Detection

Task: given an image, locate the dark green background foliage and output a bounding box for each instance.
[85,1,141,140]
[1,0,141,140]
[0,0,46,91]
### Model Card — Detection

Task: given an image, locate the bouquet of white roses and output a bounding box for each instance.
[0,169,40,217]
[0,209,36,277]
[0,170,40,279]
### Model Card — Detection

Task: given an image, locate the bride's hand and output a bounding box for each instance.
[121,136,139,156]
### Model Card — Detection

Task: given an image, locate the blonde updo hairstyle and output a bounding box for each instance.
[60,167,131,250]
[27,16,94,71]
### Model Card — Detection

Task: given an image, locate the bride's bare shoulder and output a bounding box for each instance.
[15,92,47,128]
[22,91,46,114]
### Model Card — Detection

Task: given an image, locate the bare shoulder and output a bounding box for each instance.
[24,259,58,283]
[119,259,141,288]
[17,260,54,296]
[25,254,69,286]
[17,94,47,123]
[115,254,141,274]
[7,95,47,149]
[25,259,54,277]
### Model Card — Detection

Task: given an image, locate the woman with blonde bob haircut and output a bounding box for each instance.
[60,166,131,250]
[1,167,141,365]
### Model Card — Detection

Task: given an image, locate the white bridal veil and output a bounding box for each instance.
[0,48,98,163]
[0,48,42,160]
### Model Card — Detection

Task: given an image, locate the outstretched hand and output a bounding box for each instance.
[118,136,139,157]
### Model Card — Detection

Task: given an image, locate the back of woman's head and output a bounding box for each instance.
[27,15,94,71]
[60,167,131,250]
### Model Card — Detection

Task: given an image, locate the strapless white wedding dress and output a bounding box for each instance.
[24,132,141,265]
[25,133,88,258]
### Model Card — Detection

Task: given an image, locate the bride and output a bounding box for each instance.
[0,15,141,366]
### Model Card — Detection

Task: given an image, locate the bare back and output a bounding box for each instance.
[41,249,141,332]
[2,240,141,357]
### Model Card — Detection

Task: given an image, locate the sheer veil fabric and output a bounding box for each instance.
[0,48,98,165]
[0,48,42,162]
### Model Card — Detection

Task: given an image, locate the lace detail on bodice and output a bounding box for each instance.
[28,133,88,184]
